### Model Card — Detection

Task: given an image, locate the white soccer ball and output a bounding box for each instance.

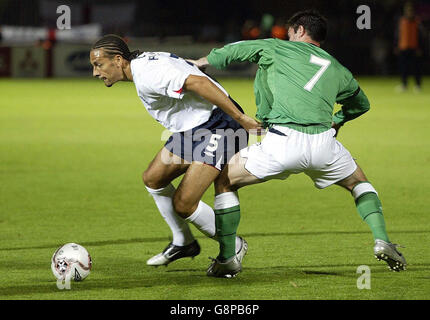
[51,243,92,281]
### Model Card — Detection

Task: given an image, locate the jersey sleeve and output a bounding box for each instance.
[207,39,274,69]
[336,67,359,102]
[333,89,370,125]
[332,66,371,126]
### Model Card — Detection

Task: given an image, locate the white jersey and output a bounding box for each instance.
[130,52,228,132]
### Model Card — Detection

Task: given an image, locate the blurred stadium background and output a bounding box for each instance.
[0,0,429,78]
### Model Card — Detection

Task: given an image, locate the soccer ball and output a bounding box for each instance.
[51,243,92,281]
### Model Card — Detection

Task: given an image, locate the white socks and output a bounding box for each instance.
[185,201,216,238]
[186,199,243,252]
[146,184,242,252]
[146,184,194,246]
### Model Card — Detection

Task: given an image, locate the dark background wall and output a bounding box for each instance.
[1,0,429,75]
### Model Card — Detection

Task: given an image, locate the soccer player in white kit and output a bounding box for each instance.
[89,35,261,271]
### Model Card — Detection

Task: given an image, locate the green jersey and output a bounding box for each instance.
[207,39,370,133]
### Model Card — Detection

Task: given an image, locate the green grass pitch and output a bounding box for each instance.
[0,77,429,300]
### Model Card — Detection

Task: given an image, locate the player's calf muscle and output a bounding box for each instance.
[215,163,259,194]
[216,183,235,194]
[173,165,220,217]
[214,172,236,194]
[337,165,368,191]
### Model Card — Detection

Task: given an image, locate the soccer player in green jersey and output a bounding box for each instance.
[190,10,407,277]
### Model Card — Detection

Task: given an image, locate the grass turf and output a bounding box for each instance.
[0,77,429,300]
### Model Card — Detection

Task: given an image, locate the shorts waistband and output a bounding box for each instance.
[271,125,334,136]
[272,123,330,134]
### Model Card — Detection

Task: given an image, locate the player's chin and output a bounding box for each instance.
[103,79,114,87]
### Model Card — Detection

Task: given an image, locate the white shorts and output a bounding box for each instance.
[240,125,357,189]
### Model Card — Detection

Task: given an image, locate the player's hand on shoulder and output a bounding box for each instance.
[186,57,209,71]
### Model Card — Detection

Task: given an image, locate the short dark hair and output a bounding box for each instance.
[91,34,141,60]
[287,10,327,43]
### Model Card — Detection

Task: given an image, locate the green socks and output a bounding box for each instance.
[214,192,241,261]
[215,205,241,261]
[355,191,389,242]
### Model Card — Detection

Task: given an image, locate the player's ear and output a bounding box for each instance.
[298,25,306,37]
[114,54,123,68]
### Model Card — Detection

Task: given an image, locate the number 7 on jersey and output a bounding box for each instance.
[304,54,331,92]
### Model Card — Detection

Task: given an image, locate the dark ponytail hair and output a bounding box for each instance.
[91,34,142,61]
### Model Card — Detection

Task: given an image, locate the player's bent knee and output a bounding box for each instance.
[142,169,165,189]
[142,170,153,186]
[351,182,378,200]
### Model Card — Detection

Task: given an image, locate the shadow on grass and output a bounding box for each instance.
[1,230,428,252]
[0,274,202,298]
[0,268,333,298]
[0,236,173,251]
[168,263,430,276]
[1,262,430,298]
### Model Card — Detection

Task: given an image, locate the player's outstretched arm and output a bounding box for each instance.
[206,39,272,69]
[183,75,263,134]
[186,57,209,70]
[188,39,272,71]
